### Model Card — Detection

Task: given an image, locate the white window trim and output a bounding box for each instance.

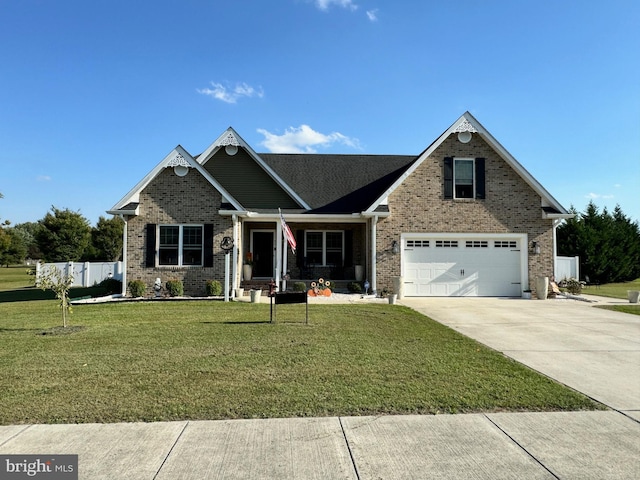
[305,230,345,266]
[158,224,204,267]
[453,157,475,200]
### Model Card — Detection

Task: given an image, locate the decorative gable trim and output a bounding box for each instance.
[366,111,570,217]
[107,145,243,215]
[166,153,191,168]
[197,127,311,210]
[215,131,241,147]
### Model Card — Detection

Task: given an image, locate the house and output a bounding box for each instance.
[108,112,572,298]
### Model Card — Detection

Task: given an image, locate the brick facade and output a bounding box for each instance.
[375,134,554,293]
[126,168,233,296]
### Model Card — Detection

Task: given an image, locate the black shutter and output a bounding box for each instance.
[296,229,305,267]
[146,224,156,267]
[204,224,214,267]
[443,157,453,199]
[344,230,353,267]
[475,157,485,199]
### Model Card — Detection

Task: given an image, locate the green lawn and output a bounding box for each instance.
[595,305,640,316]
[0,300,601,425]
[0,265,35,291]
[582,277,640,299]
[0,265,115,303]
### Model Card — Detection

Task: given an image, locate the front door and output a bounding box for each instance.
[251,231,275,278]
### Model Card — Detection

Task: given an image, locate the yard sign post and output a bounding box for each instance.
[270,292,308,324]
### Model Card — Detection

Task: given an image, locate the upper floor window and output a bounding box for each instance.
[443,157,485,200]
[158,225,203,266]
[454,159,474,198]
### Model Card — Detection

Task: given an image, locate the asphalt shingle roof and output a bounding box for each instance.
[259,154,417,213]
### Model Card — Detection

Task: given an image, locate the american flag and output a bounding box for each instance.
[280,209,297,254]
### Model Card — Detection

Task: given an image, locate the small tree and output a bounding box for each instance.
[38,266,74,328]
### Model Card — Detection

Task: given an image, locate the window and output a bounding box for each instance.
[443,157,485,200]
[305,231,344,266]
[435,240,459,248]
[406,240,430,248]
[158,225,203,266]
[454,159,474,198]
[466,240,488,248]
[494,240,517,249]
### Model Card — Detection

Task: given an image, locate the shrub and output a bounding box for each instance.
[206,280,222,296]
[347,282,363,293]
[563,278,582,295]
[293,282,307,292]
[128,280,146,298]
[98,278,122,295]
[165,280,184,297]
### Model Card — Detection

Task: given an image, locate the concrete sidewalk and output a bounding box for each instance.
[1,411,639,479]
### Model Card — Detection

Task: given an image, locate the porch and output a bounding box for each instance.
[239,220,369,291]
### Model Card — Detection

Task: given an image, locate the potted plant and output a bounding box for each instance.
[382,287,397,304]
[243,252,253,281]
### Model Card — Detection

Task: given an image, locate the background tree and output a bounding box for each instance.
[35,207,92,262]
[557,202,640,284]
[84,216,124,261]
[0,228,28,266]
[13,222,42,260]
[0,192,11,263]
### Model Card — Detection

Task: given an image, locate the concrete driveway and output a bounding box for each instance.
[400,295,640,414]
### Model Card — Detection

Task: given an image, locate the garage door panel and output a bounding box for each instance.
[402,236,523,297]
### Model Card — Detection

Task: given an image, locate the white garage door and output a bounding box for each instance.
[402,236,523,297]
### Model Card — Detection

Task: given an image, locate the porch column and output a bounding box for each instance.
[232,214,239,295]
[275,220,282,290]
[371,215,378,294]
[120,215,128,296]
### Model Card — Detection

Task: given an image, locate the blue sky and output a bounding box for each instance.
[1,0,638,226]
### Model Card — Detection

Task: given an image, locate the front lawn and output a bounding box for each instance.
[0,300,601,425]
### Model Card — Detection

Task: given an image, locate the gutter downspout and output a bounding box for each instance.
[371,215,378,294]
[552,218,561,280]
[119,214,127,297]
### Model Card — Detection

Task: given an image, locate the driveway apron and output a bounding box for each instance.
[400,296,640,413]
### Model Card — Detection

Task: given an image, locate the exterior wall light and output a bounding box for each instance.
[532,241,541,255]
[391,240,400,255]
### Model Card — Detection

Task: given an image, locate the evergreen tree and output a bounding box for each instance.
[558,202,640,283]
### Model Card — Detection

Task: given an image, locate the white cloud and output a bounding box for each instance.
[36,175,51,182]
[314,0,358,12]
[585,192,614,200]
[366,9,378,21]
[257,125,360,153]
[197,82,264,104]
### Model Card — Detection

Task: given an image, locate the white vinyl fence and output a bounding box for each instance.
[36,261,123,287]
[555,256,579,281]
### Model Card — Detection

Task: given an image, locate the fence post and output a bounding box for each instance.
[84,262,90,287]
